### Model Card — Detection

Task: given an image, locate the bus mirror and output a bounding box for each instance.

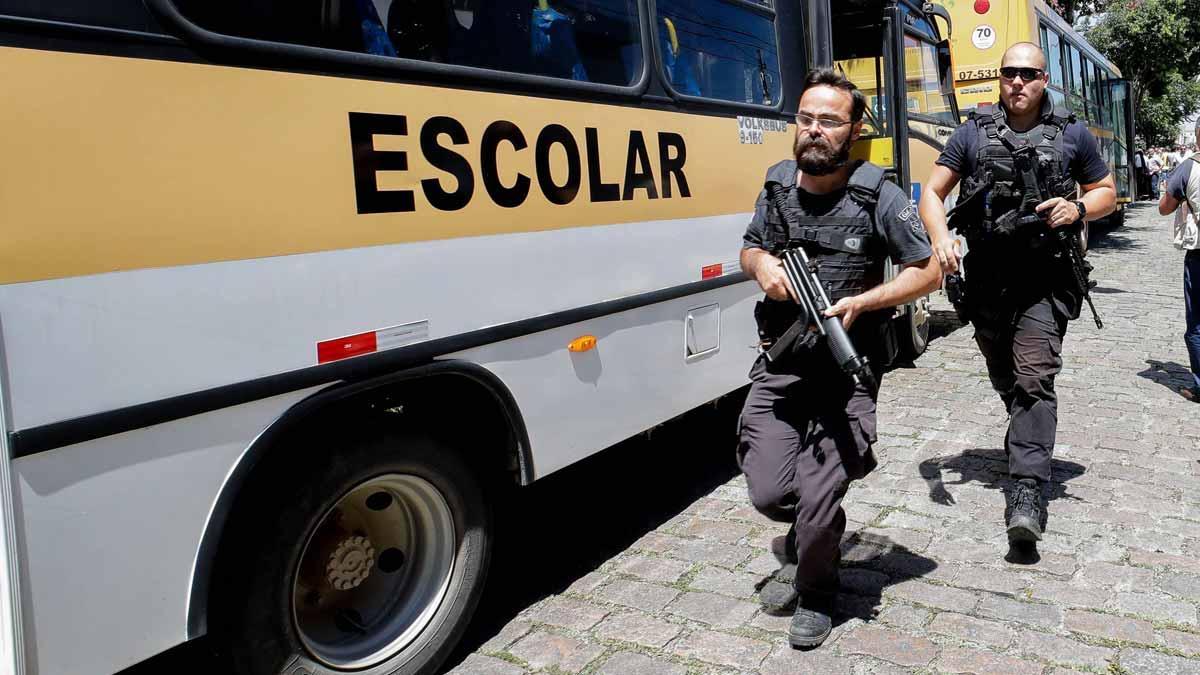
[936,40,954,95]
[923,3,952,36]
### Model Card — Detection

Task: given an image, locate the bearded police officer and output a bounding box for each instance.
[739,68,939,648]
[919,43,1116,547]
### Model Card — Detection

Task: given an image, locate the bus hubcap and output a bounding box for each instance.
[292,474,456,669]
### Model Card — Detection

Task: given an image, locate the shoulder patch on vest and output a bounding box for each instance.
[897,199,923,234]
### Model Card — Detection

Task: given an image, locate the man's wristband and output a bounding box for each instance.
[1072,200,1087,222]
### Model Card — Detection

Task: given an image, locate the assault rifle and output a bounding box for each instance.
[764,184,878,391]
[1011,146,1104,329]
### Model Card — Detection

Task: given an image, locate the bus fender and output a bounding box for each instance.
[184,359,532,638]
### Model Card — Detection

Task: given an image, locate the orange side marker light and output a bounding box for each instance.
[568,335,597,353]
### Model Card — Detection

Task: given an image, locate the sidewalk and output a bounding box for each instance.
[450,202,1200,675]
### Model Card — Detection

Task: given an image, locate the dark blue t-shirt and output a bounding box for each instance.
[936,104,1111,186]
[1168,157,1194,201]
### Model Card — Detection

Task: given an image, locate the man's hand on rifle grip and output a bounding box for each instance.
[754,254,797,302]
[1034,197,1078,229]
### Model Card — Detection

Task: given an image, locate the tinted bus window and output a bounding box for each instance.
[1043,26,1064,89]
[903,36,955,123]
[654,0,781,106]
[174,0,644,86]
[1069,44,1083,96]
[833,14,888,138]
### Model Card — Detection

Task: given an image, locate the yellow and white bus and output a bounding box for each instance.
[0,0,955,673]
[943,0,1137,223]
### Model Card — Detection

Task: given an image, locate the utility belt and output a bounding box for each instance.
[947,249,1082,324]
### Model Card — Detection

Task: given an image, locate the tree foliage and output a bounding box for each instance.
[1043,0,1105,23]
[1086,0,1200,146]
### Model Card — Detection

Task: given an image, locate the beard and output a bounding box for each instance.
[793,132,852,176]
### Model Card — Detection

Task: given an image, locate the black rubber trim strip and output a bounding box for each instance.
[907,125,947,152]
[9,274,750,458]
[0,13,181,44]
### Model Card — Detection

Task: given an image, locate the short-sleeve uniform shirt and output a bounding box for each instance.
[742,159,932,267]
[1168,156,1195,203]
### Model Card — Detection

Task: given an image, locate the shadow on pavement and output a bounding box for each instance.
[917,448,1086,565]
[917,447,1086,505]
[918,448,1086,566]
[443,390,748,670]
[1139,359,1195,395]
[1088,205,1152,252]
[754,531,938,629]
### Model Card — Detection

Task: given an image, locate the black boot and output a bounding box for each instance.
[789,593,834,648]
[1005,478,1044,543]
[761,525,799,615]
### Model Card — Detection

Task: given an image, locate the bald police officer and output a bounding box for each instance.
[739,68,940,648]
[919,43,1116,547]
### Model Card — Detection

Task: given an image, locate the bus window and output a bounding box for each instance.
[1080,56,1091,120]
[1043,26,1064,89]
[832,10,887,137]
[903,36,956,124]
[654,0,781,105]
[173,0,645,86]
[1069,44,1083,97]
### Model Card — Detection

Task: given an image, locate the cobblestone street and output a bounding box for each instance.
[446,202,1200,675]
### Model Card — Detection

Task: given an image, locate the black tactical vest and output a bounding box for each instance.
[962,101,1075,243]
[762,159,887,303]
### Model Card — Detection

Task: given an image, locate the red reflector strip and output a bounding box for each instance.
[317,330,378,364]
[701,263,723,279]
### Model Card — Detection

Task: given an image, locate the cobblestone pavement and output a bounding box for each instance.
[446,202,1200,675]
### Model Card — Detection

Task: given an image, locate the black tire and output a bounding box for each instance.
[894,295,930,361]
[214,426,491,675]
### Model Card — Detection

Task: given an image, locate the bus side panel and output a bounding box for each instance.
[10,391,312,675]
[458,282,759,479]
[0,215,757,433]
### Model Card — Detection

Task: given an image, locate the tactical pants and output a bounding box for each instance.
[972,296,1069,483]
[737,355,879,594]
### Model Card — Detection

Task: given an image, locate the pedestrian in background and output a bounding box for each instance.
[1148,150,1163,199]
[1158,121,1200,402]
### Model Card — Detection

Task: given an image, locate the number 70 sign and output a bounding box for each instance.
[972,24,997,49]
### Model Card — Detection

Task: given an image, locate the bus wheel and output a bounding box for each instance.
[221,429,491,675]
[896,296,930,360]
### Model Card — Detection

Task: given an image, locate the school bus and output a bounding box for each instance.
[943,0,1137,227]
[0,1,956,673]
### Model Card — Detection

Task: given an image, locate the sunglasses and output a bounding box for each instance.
[1000,67,1045,81]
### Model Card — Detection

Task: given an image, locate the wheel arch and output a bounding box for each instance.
[184,359,532,638]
